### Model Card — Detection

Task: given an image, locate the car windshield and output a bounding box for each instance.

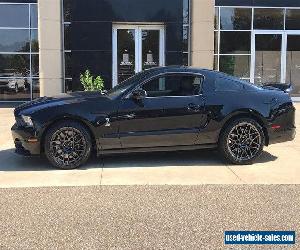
[106,71,150,98]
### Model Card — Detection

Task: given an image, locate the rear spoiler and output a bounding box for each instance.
[263,83,293,93]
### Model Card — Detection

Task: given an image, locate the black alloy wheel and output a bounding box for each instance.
[219,118,264,165]
[45,121,92,169]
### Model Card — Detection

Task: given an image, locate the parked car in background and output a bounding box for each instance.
[12,66,296,169]
[0,72,26,93]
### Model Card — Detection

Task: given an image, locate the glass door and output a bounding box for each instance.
[286,34,300,97]
[251,32,284,85]
[116,29,136,84]
[112,25,165,87]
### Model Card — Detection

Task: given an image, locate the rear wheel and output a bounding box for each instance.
[219,118,264,165]
[44,121,92,169]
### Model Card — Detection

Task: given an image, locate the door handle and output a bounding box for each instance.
[188,103,201,111]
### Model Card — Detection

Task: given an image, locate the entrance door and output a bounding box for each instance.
[286,34,300,97]
[251,31,300,97]
[251,32,284,85]
[112,24,165,87]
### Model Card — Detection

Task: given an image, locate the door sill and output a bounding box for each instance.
[98,143,217,156]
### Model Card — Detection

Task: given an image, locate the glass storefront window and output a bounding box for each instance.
[117,29,136,83]
[0,3,39,102]
[31,29,39,52]
[30,4,38,29]
[0,30,30,52]
[214,55,219,71]
[254,8,284,30]
[219,55,250,78]
[286,9,300,30]
[214,31,218,54]
[219,31,251,54]
[0,4,29,28]
[255,34,282,84]
[286,35,300,97]
[0,54,30,78]
[183,26,189,52]
[64,24,71,50]
[32,78,40,99]
[220,8,252,30]
[64,52,72,79]
[214,7,219,30]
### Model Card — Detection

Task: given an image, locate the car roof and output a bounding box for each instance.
[143,65,220,76]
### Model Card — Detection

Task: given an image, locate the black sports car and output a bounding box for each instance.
[12,66,296,169]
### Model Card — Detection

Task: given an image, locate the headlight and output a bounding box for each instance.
[21,115,34,127]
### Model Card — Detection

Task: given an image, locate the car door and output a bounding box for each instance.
[117,73,208,149]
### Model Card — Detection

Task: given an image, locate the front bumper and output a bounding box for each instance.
[11,123,41,155]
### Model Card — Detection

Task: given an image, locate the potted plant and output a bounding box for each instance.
[80,69,104,92]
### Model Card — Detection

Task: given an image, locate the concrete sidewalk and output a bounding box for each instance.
[0,104,299,188]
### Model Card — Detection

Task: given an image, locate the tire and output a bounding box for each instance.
[44,121,92,169]
[219,118,265,165]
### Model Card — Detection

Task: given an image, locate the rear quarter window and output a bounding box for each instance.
[215,76,243,92]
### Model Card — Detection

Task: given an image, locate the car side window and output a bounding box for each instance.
[142,74,203,97]
[215,76,243,92]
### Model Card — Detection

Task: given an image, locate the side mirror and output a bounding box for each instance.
[131,89,147,100]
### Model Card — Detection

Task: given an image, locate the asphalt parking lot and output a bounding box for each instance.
[0,185,299,249]
[0,104,299,188]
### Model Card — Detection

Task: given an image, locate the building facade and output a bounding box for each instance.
[0,0,299,103]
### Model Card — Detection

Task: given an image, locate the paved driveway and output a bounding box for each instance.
[0,104,299,188]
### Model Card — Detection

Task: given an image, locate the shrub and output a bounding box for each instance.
[80,69,104,91]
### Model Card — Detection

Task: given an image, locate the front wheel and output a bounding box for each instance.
[44,121,92,169]
[219,118,265,165]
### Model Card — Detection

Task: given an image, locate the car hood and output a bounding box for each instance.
[15,91,108,115]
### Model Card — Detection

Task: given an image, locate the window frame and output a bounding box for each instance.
[125,72,205,99]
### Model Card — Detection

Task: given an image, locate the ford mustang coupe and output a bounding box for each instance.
[12,66,296,169]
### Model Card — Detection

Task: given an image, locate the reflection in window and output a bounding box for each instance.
[63,0,71,22]
[219,55,250,78]
[183,26,189,52]
[142,30,159,71]
[117,29,135,83]
[31,55,39,77]
[220,31,251,54]
[30,5,38,28]
[286,9,300,30]
[32,78,40,99]
[254,8,284,30]
[64,52,72,79]
[183,0,190,66]
[220,8,252,30]
[64,24,71,50]
[0,3,38,102]
[183,0,189,25]
[255,34,282,84]
[214,55,219,71]
[0,4,29,28]
[214,31,218,54]
[0,30,30,52]
[286,35,300,97]
[0,54,30,77]
[214,7,219,30]
[31,29,39,52]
